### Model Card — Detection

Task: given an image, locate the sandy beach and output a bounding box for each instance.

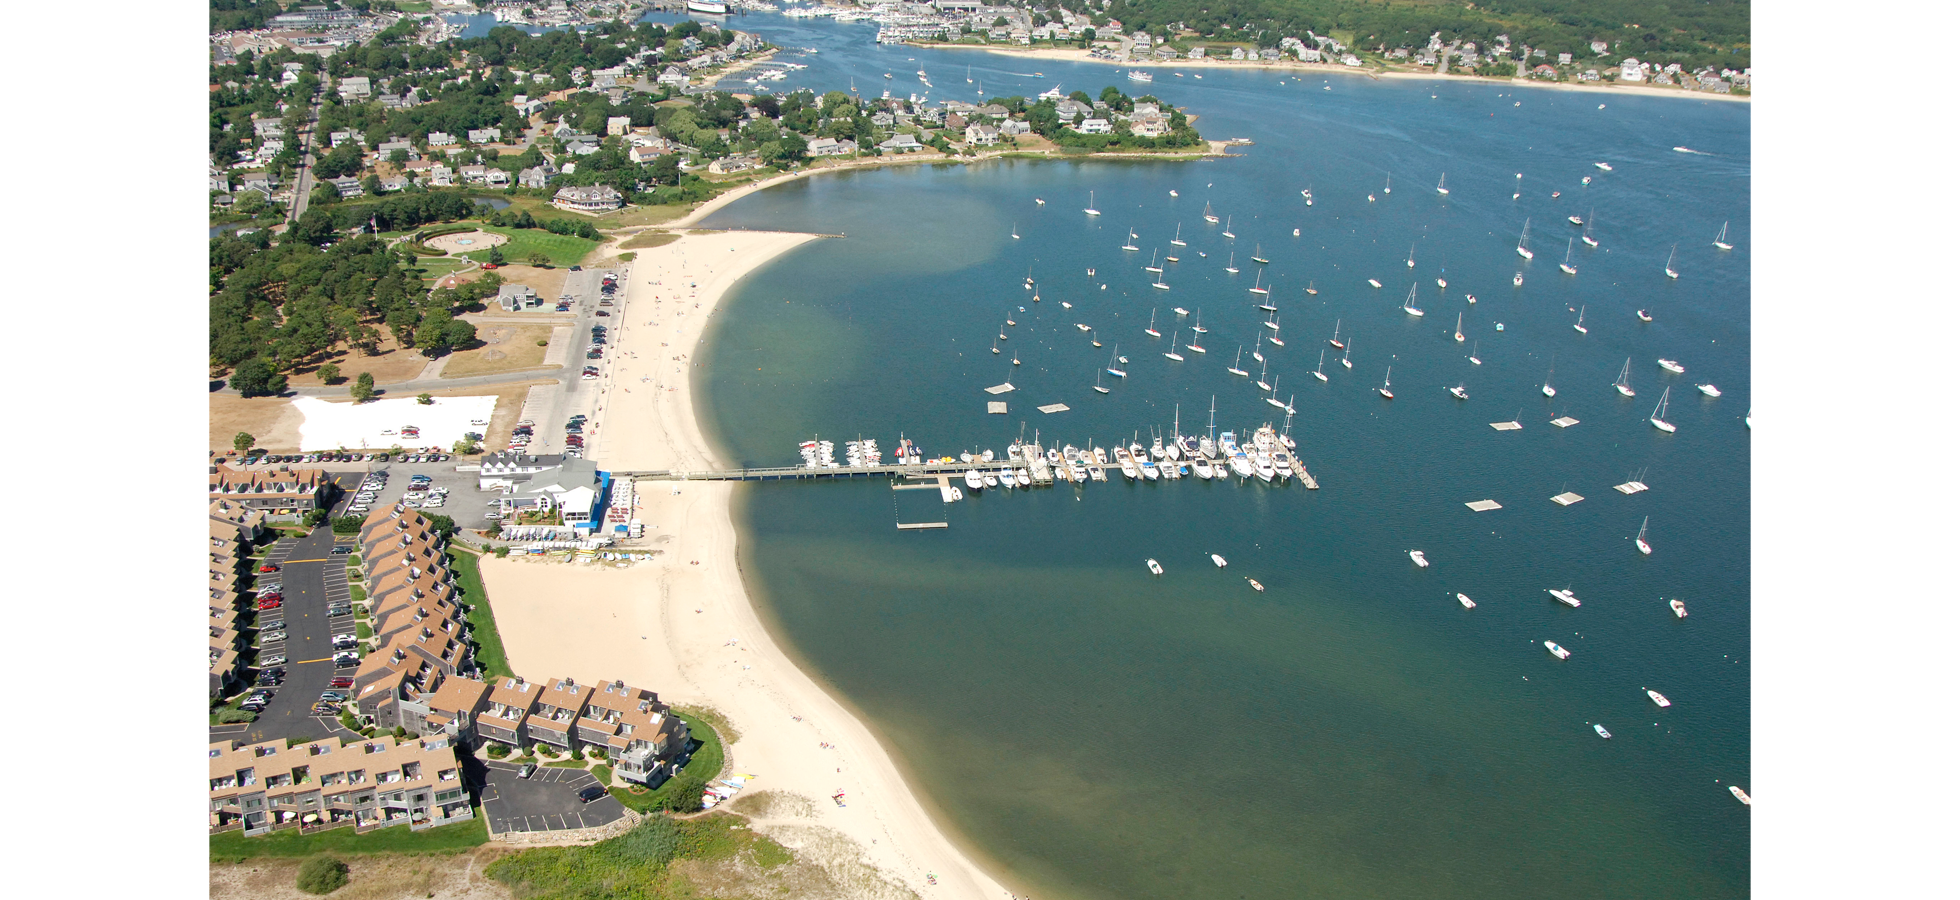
[919,42,1748,103]
[480,229,1013,900]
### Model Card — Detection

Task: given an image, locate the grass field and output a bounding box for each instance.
[449,549,513,678]
[209,816,487,862]
[462,226,599,268]
[619,230,681,250]
[594,203,697,228]
[440,323,555,378]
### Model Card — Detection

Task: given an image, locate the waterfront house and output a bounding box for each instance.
[944,112,967,133]
[1558,52,1573,65]
[965,123,1000,145]
[1619,58,1645,82]
[1074,117,1112,134]
[475,676,544,748]
[708,155,759,175]
[1129,116,1169,138]
[1188,46,1207,60]
[877,133,924,153]
[999,118,1031,136]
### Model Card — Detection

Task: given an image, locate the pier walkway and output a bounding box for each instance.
[619,456,1318,488]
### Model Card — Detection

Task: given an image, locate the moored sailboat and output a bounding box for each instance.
[1635,516,1652,555]
[1516,219,1534,259]
[1377,366,1394,399]
[1713,221,1732,250]
[1650,387,1676,432]
[1614,358,1635,397]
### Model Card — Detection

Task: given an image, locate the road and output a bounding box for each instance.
[287,85,325,225]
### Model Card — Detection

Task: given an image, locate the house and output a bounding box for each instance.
[1129,116,1169,138]
[1230,47,1247,61]
[870,111,895,129]
[1258,48,1282,61]
[253,119,285,138]
[805,137,857,157]
[427,131,457,147]
[517,166,553,189]
[628,144,668,164]
[1074,117,1111,134]
[208,464,328,519]
[1619,58,1645,82]
[210,169,230,192]
[208,735,471,837]
[496,457,607,530]
[976,103,1010,119]
[458,165,489,184]
[328,176,364,198]
[329,130,362,147]
[1188,46,1207,60]
[1590,40,1610,55]
[708,155,758,175]
[337,76,370,99]
[466,127,502,144]
[1054,99,1093,120]
[1579,69,1601,82]
[1557,52,1573,66]
[474,676,544,748]
[427,165,453,186]
[1533,64,1559,77]
[239,171,277,192]
[965,123,1000,145]
[944,112,967,133]
[606,116,633,136]
[877,133,924,153]
[657,67,689,88]
[572,679,689,784]
[376,140,416,160]
[496,284,540,312]
[1130,103,1161,119]
[999,118,1031,137]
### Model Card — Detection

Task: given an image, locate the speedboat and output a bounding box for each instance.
[1637,309,1653,322]
[1367,278,1382,288]
[1449,384,1468,400]
[1247,578,1264,592]
[1594,724,1612,739]
[1730,785,1751,805]
[1698,383,1722,397]
[1210,553,1227,568]
[964,470,984,490]
[1457,593,1476,609]
[1146,558,1163,575]
[1670,599,1687,618]
[983,471,1000,488]
[1594,162,1613,171]
[1646,689,1672,708]
[1545,641,1571,660]
[1409,550,1428,568]
[1658,359,1686,374]
[1549,588,1581,607]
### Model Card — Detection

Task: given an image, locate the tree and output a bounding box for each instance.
[453,437,482,455]
[661,773,707,812]
[992,15,1009,28]
[295,856,349,895]
[416,392,434,405]
[233,432,256,453]
[445,319,478,348]
[317,362,341,384]
[487,245,505,266]
[527,251,550,267]
[351,372,375,402]
[229,359,288,397]
[423,514,457,537]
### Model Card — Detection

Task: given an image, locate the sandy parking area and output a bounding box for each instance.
[292,395,497,452]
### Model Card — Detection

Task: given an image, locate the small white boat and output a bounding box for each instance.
[1469,340,1481,366]
[1646,689,1672,708]
[1406,245,1416,269]
[964,469,984,490]
[1664,243,1679,279]
[1409,550,1428,567]
[1573,305,1587,334]
[1513,272,1524,287]
[1453,312,1464,342]
[1545,641,1571,660]
[1651,387,1677,433]
[1377,367,1394,399]
[1635,516,1652,556]
[1516,219,1534,259]
[1659,358,1684,374]
[983,472,1000,488]
[1083,191,1101,216]
[1436,277,1447,288]
[1729,785,1751,805]
[1560,239,1579,276]
[1594,162,1613,172]
[1670,598,1687,618]
[1435,173,1449,196]
[1368,278,1382,288]
[1636,309,1653,322]
[1211,553,1228,568]
[1542,362,1557,398]
[1449,384,1468,400]
[1401,283,1424,317]
[1313,349,1328,382]
[1247,578,1264,592]
[1171,223,1186,247]
[1595,724,1612,739]
[1698,383,1722,397]
[1713,221,1733,251]
[1549,588,1581,607]
[1614,358,1636,397]
[1146,558,1163,575]
[1457,593,1476,609]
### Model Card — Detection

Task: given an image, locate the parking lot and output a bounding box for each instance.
[218,515,365,746]
[479,760,628,834]
[329,458,507,527]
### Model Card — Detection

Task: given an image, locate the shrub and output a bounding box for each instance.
[487,743,510,759]
[302,509,329,528]
[296,856,349,894]
[331,516,364,535]
[660,773,707,813]
[493,546,510,558]
[417,393,434,405]
[216,707,257,724]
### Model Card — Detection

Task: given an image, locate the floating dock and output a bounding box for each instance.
[1613,481,1650,495]
[1551,491,1585,506]
[1551,416,1580,428]
[897,522,948,530]
[1037,403,1070,414]
[1465,499,1503,512]
[987,401,1008,414]
[1490,420,1524,431]
[984,383,1015,395]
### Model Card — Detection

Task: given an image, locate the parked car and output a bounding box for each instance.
[260,654,288,666]
[257,592,283,602]
[320,691,349,702]
[258,619,284,631]
[576,785,607,803]
[260,631,287,643]
[330,546,353,555]
[517,763,538,779]
[329,676,354,688]
[258,564,279,573]
[257,599,282,610]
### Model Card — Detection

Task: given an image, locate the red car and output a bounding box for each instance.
[257,598,283,610]
[258,564,279,573]
[329,677,354,688]
[258,592,283,602]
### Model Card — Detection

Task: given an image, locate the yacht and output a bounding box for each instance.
[1409,550,1428,567]
[1651,387,1677,433]
[1594,724,1613,739]
[1145,310,1160,338]
[1210,553,1228,568]
[1106,345,1127,378]
[1250,245,1269,264]
[1659,358,1685,374]
[1193,457,1214,479]
[1670,598,1688,618]
[1402,283,1424,317]
[1227,345,1249,377]
[1646,689,1672,708]
[1457,593,1477,609]
[1453,312,1464,342]
[1377,367,1394,399]
[1513,271,1524,287]
[1122,229,1139,252]
[964,469,984,490]
[1248,270,1269,295]
[1594,161,1613,172]
[1145,558,1163,575]
[1614,358,1636,397]
[1225,252,1238,274]
[1368,278,1383,288]
[1222,216,1235,239]
[1449,384,1469,400]
[1406,245,1416,268]
[1469,340,1482,366]
[1698,383,1722,397]
[1545,641,1571,660]
[1191,310,1207,334]
[1202,201,1219,224]
[1144,249,1163,274]
[1637,308,1653,322]
[1635,516,1652,555]
[1549,588,1581,607]
[983,471,999,488]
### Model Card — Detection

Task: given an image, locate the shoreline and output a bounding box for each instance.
[480,228,1015,900]
[911,42,1749,104]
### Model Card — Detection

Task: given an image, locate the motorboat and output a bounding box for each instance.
[1549,588,1581,607]
[1670,598,1687,618]
[1698,383,1722,397]
[1646,689,1673,708]
[1457,593,1476,609]
[1409,550,1428,567]
[1210,553,1227,568]
[1730,786,1751,805]
[964,470,984,490]
[1368,278,1382,288]
[1545,641,1571,660]
[1146,558,1163,575]
[1449,384,1469,400]
[1247,578,1264,592]
[1659,359,1685,374]
[1594,724,1612,739]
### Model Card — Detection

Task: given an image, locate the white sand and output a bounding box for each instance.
[481,230,1013,900]
[290,394,497,451]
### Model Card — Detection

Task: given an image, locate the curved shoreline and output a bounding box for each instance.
[481,227,1016,900]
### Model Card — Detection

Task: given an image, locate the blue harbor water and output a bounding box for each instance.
[676,14,1748,900]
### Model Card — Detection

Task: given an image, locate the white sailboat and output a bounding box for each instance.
[1170,223,1186,247]
[1468,340,1481,366]
[1542,362,1557,398]
[1011,223,1019,239]
[1435,173,1449,196]
[1144,249,1162,274]
[1106,345,1126,378]
[1453,311,1464,342]
[1313,348,1328,382]
[1635,516,1652,555]
[1093,368,1110,394]
[1122,229,1139,252]
[1144,310,1160,338]
[1559,238,1578,275]
[1222,216,1235,239]
[1248,270,1269,295]
[1265,376,1286,408]
[1185,330,1206,354]
[1153,270,1171,290]
[1401,283,1424,317]
[1406,244,1416,268]
[1384,174,1392,194]
[1341,340,1353,369]
[1327,319,1345,349]
[1083,191,1100,216]
[1377,366,1394,399]
[1202,201,1219,224]
[1664,243,1679,279]
[1573,305,1587,334]
[1227,345,1249,377]
[1254,358,1272,391]
[1581,210,1599,248]
[1713,221,1732,251]
[1516,219,1534,259]
[1614,358,1635,397]
[1650,387,1676,432]
[1192,309,1207,333]
[1224,252,1238,274]
[1250,244,1269,264]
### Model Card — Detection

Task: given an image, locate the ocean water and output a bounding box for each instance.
[684,15,1750,900]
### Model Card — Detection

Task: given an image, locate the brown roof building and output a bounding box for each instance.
[209,735,471,836]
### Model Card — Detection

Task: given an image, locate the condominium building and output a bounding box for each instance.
[209,735,471,837]
[208,463,329,518]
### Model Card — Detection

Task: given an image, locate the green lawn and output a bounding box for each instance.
[610,709,724,814]
[448,549,513,678]
[462,225,600,269]
[209,815,487,862]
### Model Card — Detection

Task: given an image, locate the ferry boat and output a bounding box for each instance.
[1549,588,1581,607]
[1729,785,1751,805]
[1670,598,1688,618]
[1146,558,1163,575]
[1545,641,1571,660]
[1211,553,1228,568]
[685,0,729,13]
[1594,724,1612,739]
[1647,689,1672,708]
[1409,550,1428,567]
[1128,69,1154,83]
[1457,593,1477,609]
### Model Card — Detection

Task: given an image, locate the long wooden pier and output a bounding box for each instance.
[622,456,1318,489]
